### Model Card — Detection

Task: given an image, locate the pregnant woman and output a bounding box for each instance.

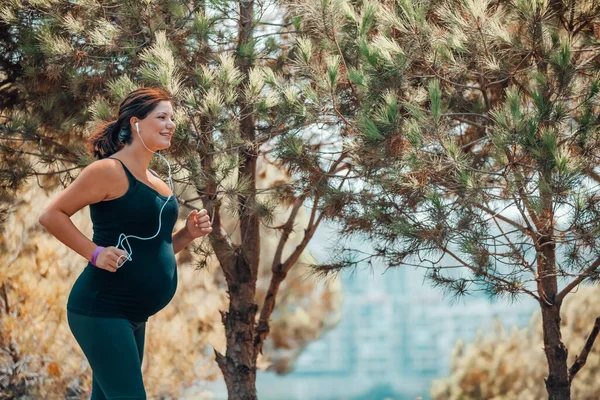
[39,88,212,399]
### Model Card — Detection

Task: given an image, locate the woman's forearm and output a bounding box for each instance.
[172,227,194,254]
[39,210,96,262]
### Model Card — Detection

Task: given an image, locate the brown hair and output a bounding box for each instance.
[87,88,172,159]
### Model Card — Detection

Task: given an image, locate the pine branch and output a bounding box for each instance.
[442,246,540,301]
[585,167,600,185]
[574,50,600,71]
[491,216,536,275]
[206,201,237,276]
[474,204,532,236]
[1,148,79,164]
[510,169,544,236]
[199,115,235,275]
[556,254,600,303]
[450,116,488,131]
[271,197,305,270]
[424,65,483,91]
[569,316,600,382]
[254,154,350,352]
[31,166,81,176]
[257,21,294,27]
[442,112,493,121]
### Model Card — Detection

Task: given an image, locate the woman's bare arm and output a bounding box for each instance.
[38,160,126,264]
[172,228,194,255]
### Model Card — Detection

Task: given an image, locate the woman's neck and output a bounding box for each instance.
[112,144,154,174]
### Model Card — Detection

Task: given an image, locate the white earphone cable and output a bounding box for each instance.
[115,122,173,268]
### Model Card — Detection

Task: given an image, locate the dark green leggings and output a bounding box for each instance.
[67,311,147,400]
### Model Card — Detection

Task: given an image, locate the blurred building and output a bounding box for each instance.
[250,267,536,400]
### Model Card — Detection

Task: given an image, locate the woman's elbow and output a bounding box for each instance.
[38,209,53,228]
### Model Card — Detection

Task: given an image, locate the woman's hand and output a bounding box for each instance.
[184,209,213,239]
[95,246,129,272]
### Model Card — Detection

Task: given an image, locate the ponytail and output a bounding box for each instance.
[87,120,124,160]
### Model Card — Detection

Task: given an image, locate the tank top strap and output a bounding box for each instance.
[108,157,136,185]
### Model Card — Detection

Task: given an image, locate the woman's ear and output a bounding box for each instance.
[129,117,139,131]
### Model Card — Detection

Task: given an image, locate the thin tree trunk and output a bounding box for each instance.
[539,161,570,399]
[540,299,570,400]
[215,1,260,398]
[215,261,259,400]
[539,236,570,399]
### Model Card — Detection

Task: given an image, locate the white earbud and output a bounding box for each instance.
[135,121,139,132]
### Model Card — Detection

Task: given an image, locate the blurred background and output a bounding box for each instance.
[198,222,538,400]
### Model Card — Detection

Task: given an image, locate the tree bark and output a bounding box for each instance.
[539,234,570,400]
[540,299,570,400]
[215,254,259,400]
[539,162,570,399]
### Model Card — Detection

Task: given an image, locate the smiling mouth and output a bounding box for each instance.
[160,133,172,139]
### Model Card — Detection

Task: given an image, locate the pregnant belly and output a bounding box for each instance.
[114,254,178,315]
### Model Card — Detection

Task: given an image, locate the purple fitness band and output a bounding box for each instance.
[90,246,105,266]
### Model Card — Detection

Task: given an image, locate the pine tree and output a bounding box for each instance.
[0,0,352,398]
[292,0,600,399]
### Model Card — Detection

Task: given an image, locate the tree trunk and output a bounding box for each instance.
[540,300,570,400]
[215,1,260,398]
[215,298,258,400]
[538,162,570,399]
[539,242,570,400]
[215,253,259,400]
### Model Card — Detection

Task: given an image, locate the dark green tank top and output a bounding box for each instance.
[67,158,179,322]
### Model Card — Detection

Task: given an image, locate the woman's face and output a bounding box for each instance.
[132,100,176,151]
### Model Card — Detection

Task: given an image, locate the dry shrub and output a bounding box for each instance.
[431,285,600,400]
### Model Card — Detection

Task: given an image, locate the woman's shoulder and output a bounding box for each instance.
[79,158,125,181]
